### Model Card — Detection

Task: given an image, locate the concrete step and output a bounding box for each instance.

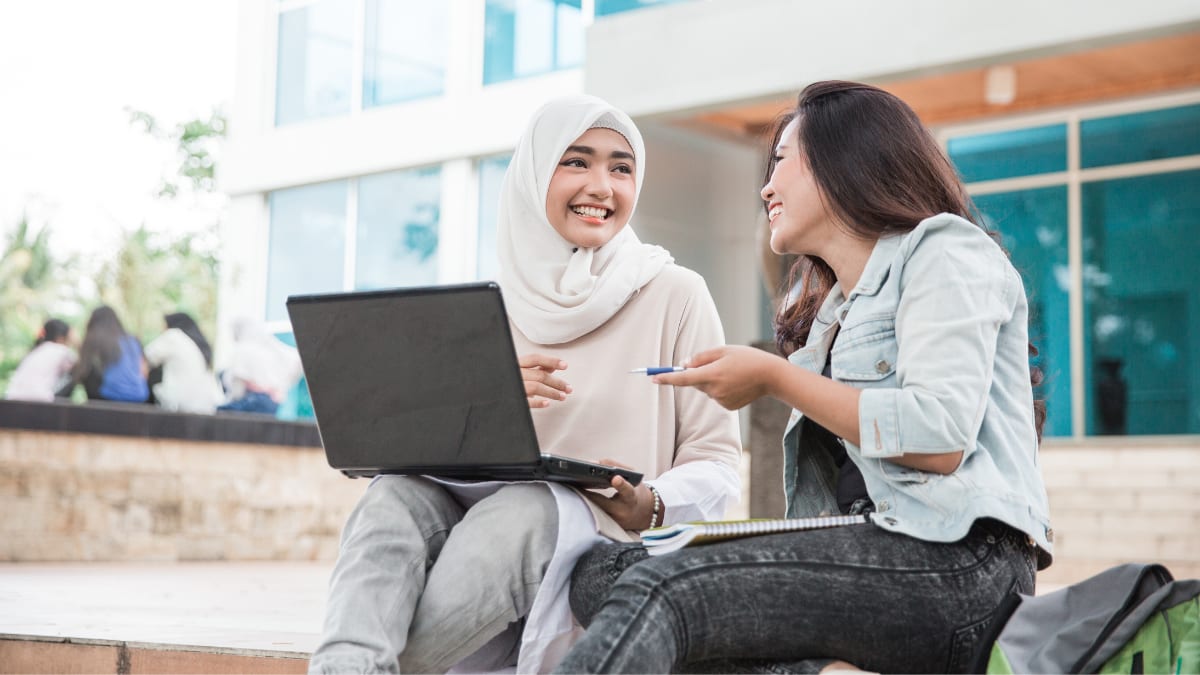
[0,561,327,675]
[0,635,306,675]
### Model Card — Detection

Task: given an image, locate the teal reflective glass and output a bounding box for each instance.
[1082,169,1199,435]
[356,166,441,290]
[267,181,348,322]
[1081,103,1200,169]
[974,186,1072,438]
[595,0,689,16]
[275,0,354,126]
[476,154,511,281]
[483,0,583,85]
[947,124,1067,183]
[363,0,448,108]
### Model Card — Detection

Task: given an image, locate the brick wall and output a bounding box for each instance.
[0,429,365,562]
[1037,440,1200,585]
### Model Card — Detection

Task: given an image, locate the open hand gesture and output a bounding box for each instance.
[519,353,572,408]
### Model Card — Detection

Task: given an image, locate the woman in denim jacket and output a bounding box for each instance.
[557,81,1053,674]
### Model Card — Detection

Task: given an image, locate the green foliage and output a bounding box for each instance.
[127,106,227,198]
[96,223,219,345]
[0,218,86,387]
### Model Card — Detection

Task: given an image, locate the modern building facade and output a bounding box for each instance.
[223,0,1200,444]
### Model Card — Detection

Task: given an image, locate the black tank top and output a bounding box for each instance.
[805,354,872,515]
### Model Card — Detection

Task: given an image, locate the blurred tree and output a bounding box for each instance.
[96,223,219,345]
[0,217,84,387]
[127,107,227,198]
[95,107,227,344]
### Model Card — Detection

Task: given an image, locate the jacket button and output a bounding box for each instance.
[877,500,889,511]
[875,360,890,374]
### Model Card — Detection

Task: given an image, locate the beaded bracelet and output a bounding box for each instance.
[649,485,663,528]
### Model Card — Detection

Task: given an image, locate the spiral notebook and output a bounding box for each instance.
[640,514,871,555]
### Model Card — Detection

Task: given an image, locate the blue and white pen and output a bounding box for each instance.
[629,366,687,375]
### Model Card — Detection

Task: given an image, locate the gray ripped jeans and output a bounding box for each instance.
[559,518,1036,674]
[308,476,557,674]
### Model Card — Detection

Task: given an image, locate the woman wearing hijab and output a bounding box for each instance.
[308,95,741,674]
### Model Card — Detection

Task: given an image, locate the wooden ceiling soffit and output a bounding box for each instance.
[685,31,1200,139]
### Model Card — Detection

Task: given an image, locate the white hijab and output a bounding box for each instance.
[496,94,672,345]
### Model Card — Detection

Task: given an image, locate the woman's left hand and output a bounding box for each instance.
[583,459,655,531]
[654,345,786,410]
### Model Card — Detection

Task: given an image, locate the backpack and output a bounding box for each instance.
[972,563,1200,674]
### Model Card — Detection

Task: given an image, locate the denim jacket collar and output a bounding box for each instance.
[849,232,902,300]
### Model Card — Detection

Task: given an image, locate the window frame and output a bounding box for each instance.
[936,89,1200,439]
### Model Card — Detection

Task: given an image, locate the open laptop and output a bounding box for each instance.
[286,282,642,488]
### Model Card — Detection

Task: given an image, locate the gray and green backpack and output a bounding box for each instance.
[971,563,1199,674]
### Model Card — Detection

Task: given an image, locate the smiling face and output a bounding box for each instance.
[761,118,836,256]
[544,127,637,249]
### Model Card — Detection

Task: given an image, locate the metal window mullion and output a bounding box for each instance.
[1067,114,1085,439]
[964,171,1070,196]
[344,180,358,291]
[1079,154,1200,183]
[350,0,366,114]
[463,160,482,280]
[266,2,281,131]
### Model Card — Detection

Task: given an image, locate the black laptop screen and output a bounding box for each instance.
[287,283,541,473]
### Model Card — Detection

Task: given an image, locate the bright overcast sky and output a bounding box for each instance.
[0,0,238,259]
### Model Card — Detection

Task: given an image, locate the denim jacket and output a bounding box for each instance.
[782,213,1053,568]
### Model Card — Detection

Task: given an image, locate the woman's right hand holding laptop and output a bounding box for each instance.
[520,353,573,408]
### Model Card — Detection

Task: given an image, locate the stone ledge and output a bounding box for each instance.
[0,635,307,675]
[0,399,320,448]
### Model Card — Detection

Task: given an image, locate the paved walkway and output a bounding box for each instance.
[0,562,332,655]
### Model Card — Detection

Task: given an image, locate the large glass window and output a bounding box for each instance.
[476,154,511,280]
[947,124,1067,183]
[266,181,348,321]
[356,167,442,290]
[483,0,584,85]
[362,0,449,108]
[275,0,355,126]
[1081,103,1200,169]
[974,187,1072,438]
[1081,169,1199,435]
[949,98,1200,438]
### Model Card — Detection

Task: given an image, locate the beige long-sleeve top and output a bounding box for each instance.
[511,264,743,539]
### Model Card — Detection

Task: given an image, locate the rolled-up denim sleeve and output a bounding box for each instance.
[858,223,1016,459]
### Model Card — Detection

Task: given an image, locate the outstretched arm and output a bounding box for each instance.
[656,347,962,475]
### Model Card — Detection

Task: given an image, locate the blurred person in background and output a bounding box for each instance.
[5,318,78,401]
[144,311,224,414]
[61,305,150,403]
[217,316,302,415]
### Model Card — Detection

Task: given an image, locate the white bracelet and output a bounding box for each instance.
[649,485,663,528]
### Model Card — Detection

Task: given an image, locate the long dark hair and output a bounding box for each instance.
[769,80,1046,439]
[72,305,130,379]
[165,312,213,369]
[35,319,70,347]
